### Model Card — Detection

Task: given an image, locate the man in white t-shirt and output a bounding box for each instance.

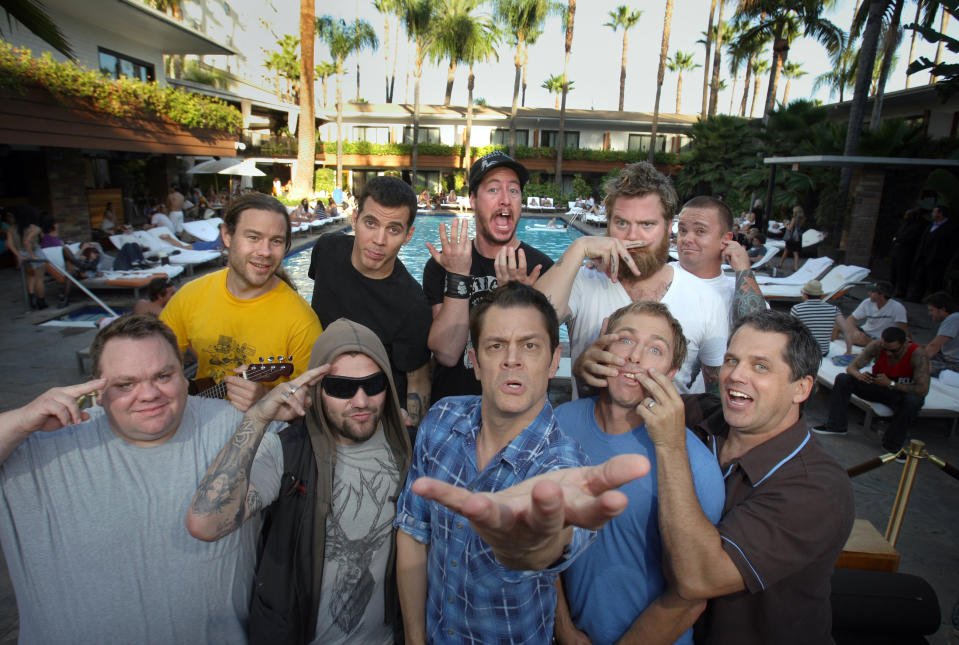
[923,291,959,375]
[833,280,909,356]
[536,162,729,394]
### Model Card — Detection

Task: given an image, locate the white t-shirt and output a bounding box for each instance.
[671,262,736,324]
[151,211,177,231]
[851,298,908,338]
[0,397,283,644]
[568,264,729,393]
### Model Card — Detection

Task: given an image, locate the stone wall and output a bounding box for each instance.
[44,148,91,242]
[845,169,885,268]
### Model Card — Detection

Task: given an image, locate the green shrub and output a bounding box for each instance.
[314,168,335,193]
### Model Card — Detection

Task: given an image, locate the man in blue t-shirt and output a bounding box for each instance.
[555,301,724,645]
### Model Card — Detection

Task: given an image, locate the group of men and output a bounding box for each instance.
[0,152,861,644]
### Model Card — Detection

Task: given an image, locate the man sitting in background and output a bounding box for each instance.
[923,291,959,375]
[134,277,177,316]
[790,279,840,356]
[833,281,909,358]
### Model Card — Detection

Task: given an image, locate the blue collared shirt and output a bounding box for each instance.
[395,395,593,644]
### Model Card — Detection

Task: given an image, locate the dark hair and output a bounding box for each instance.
[39,213,56,235]
[606,301,688,371]
[934,204,950,218]
[923,291,957,313]
[602,162,678,225]
[881,326,907,344]
[682,195,734,233]
[754,232,766,244]
[147,277,174,301]
[731,310,820,381]
[223,193,291,252]
[870,280,894,298]
[357,176,418,227]
[903,207,921,222]
[90,314,182,378]
[14,206,39,237]
[469,282,560,355]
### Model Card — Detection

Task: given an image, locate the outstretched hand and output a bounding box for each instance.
[425,218,472,276]
[246,364,329,424]
[494,244,543,286]
[572,318,624,388]
[411,453,650,571]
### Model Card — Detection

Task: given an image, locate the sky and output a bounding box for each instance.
[308,0,958,116]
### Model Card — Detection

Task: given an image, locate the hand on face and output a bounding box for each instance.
[572,318,625,389]
[245,364,329,425]
[11,379,107,435]
[635,368,687,451]
[577,236,643,283]
[494,245,543,286]
[721,239,751,272]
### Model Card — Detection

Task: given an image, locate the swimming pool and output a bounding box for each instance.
[283,215,582,295]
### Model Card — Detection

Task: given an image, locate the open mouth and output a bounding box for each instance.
[502,378,525,393]
[249,258,273,273]
[492,211,513,233]
[725,388,753,408]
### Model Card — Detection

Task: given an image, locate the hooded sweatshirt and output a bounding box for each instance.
[249,318,412,645]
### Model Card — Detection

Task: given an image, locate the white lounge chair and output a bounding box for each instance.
[41,245,183,299]
[761,264,869,302]
[183,218,223,242]
[755,256,834,286]
[110,231,221,276]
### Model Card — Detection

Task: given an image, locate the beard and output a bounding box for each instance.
[622,232,670,282]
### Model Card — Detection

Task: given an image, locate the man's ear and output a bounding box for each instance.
[667,366,679,381]
[220,224,230,250]
[722,231,734,242]
[404,225,415,246]
[792,374,814,404]
[548,345,562,379]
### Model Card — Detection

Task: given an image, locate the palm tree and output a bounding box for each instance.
[649,0,674,164]
[749,57,769,118]
[904,0,937,88]
[317,16,370,189]
[520,27,543,106]
[460,18,500,172]
[701,0,718,117]
[604,5,643,112]
[495,0,559,156]
[870,0,904,128]
[373,0,401,102]
[348,19,378,103]
[429,0,484,106]
[292,0,316,199]
[541,74,574,108]
[726,25,765,116]
[0,0,73,59]
[813,38,856,102]
[400,0,440,185]
[780,60,806,105]
[555,0,575,183]
[734,0,843,121]
[708,3,728,116]
[265,35,301,102]
[666,51,700,113]
[315,61,337,107]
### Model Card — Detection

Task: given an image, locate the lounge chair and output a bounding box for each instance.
[817,340,959,435]
[109,231,221,276]
[760,264,869,302]
[41,244,184,300]
[719,245,782,274]
[526,196,542,212]
[183,218,223,242]
[754,256,834,286]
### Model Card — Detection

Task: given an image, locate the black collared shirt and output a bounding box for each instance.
[683,394,855,645]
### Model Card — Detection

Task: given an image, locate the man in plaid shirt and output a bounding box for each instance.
[395,283,648,644]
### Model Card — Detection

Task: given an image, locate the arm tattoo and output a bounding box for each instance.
[901,350,931,396]
[190,416,265,533]
[406,393,425,426]
[732,270,766,325]
[702,365,720,395]
[851,343,879,371]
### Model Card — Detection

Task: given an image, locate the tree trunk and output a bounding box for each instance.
[750,65,761,117]
[522,41,530,106]
[763,35,788,121]
[465,67,475,172]
[321,77,328,107]
[782,78,791,105]
[411,43,423,187]
[701,0,717,117]
[649,0,673,164]
[557,0,575,185]
[729,74,736,114]
[384,16,392,102]
[619,31,628,111]
[676,70,683,113]
[837,0,885,237]
[293,0,316,199]
[708,0,725,116]
[740,54,752,116]
[444,60,457,106]
[335,59,344,189]
[509,37,524,156]
[931,8,949,83]
[355,52,362,102]
[870,0,903,130]
[905,0,921,89]
[390,15,399,102]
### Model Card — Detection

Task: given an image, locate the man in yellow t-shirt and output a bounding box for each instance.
[162,193,322,411]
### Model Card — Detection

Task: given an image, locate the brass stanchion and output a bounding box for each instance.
[884,440,925,548]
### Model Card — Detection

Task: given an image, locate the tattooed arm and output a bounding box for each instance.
[186,364,328,541]
[405,363,431,426]
[723,240,767,326]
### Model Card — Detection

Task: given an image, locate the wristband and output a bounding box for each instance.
[445,272,471,299]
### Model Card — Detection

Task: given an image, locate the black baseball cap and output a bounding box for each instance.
[468,151,530,194]
[866,280,894,297]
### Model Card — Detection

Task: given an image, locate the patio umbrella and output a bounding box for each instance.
[217,159,265,176]
[185,158,241,174]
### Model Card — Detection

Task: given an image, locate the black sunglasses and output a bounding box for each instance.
[321,372,388,399]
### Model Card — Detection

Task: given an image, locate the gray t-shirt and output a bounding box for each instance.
[313,428,399,645]
[0,397,282,644]
[937,312,959,361]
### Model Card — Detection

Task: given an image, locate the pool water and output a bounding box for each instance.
[283,215,582,342]
[284,215,582,296]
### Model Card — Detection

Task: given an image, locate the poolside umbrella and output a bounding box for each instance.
[186,158,241,174]
[217,159,265,176]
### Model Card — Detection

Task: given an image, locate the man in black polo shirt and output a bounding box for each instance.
[423,151,553,400]
[637,310,854,644]
[308,176,432,427]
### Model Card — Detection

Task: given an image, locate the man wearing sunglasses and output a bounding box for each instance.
[394,283,649,644]
[187,318,412,644]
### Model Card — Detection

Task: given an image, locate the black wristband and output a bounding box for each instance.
[445,272,471,299]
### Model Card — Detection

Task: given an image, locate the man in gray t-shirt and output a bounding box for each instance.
[0,314,282,643]
[923,291,959,375]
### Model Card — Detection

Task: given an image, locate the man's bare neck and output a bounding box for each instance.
[476,402,542,470]
[225,271,279,300]
[620,264,674,302]
[594,396,642,436]
[684,261,722,280]
[720,408,800,464]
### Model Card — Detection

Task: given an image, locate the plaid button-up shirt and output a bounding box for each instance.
[395,395,593,644]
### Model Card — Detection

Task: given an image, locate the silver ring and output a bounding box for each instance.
[287,385,299,396]
[646,400,656,409]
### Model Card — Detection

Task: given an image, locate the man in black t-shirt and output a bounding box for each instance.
[308,176,432,426]
[423,151,553,401]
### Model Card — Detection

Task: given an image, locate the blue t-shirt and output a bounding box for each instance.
[556,397,725,645]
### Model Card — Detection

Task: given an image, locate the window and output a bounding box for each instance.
[540,130,579,149]
[403,126,440,144]
[628,134,667,153]
[491,128,528,147]
[353,126,389,144]
[98,48,154,83]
